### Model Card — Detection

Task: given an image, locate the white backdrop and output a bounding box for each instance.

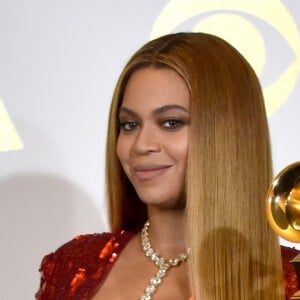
[0,1,299,299]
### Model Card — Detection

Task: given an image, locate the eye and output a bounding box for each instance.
[162,119,184,129]
[119,121,139,131]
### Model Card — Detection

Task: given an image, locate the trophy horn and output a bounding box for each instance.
[266,161,300,242]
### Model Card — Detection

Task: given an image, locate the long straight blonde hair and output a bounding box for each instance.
[106,32,284,299]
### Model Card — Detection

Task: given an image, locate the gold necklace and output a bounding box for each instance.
[140,220,190,300]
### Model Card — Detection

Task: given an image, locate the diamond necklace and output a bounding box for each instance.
[140,220,190,300]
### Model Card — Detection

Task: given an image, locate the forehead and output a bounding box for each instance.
[121,67,190,111]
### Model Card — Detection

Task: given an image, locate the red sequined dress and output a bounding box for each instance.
[36,231,300,299]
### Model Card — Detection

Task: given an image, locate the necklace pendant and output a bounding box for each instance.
[139,220,190,299]
[150,276,162,285]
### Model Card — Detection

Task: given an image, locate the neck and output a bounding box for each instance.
[146,206,186,257]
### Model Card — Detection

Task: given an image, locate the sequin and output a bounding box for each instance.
[281,246,300,298]
[35,232,299,299]
[99,239,114,259]
[69,268,86,296]
[35,231,135,299]
[109,252,118,263]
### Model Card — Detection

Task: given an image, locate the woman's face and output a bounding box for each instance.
[117,67,190,209]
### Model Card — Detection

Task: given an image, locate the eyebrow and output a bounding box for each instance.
[118,105,188,118]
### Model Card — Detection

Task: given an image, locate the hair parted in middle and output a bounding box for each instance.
[105,32,284,299]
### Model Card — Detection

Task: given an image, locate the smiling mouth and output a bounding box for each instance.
[133,165,171,181]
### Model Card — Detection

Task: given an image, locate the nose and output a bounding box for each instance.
[131,126,161,155]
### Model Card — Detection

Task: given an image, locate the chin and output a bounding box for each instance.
[138,192,185,210]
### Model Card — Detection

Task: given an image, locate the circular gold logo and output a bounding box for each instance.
[151,0,300,116]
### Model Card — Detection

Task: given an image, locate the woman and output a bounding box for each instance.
[36,32,298,299]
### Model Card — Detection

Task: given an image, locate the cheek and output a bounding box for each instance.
[116,136,129,169]
[178,146,188,171]
[171,133,188,164]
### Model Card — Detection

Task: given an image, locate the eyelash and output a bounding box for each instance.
[162,119,184,129]
[119,121,139,132]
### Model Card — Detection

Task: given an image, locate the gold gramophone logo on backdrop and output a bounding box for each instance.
[0,98,23,152]
[151,0,300,116]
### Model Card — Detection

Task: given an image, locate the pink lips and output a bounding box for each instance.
[133,165,171,181]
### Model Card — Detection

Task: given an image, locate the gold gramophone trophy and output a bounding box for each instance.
[266,161,300,299]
